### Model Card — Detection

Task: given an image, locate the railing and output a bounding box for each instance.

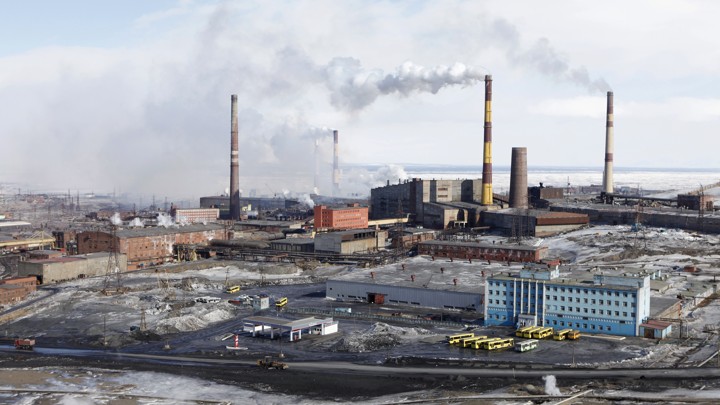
[284,306,469,329]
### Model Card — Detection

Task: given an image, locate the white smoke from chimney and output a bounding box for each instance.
[157,212,178,228]
[343,164,410,192]
[542,375,561,396]
[298,193,315,208]
[110,212,122,226]
[323,59,485,111]
[128,217,145,228]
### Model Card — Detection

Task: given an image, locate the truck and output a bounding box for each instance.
[14,338,35,351]
[256,356,288,370]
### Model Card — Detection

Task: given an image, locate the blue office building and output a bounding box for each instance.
[484,268,651,336]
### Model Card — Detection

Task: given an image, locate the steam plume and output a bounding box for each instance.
[322,59,485,111]
[110,213,122,226]
[542,375,561,396]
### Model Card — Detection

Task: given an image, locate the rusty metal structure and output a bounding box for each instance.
[602,91,614,194]
[332,129,340,196]
[229,94,240,221]
[481,75,493,205]
[509,147,528,209]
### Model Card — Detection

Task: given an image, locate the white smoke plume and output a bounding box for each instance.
[322,59,485,111]
[542,375,561,396]
[157,212,177,228]
[298,193,315,208]
[109,213,122,226]
[128,217,145,228]
[490,18,611,93]
[341,164,410,195]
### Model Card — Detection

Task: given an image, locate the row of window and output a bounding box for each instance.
[487,314,617,332]
[488,294,636,309]
[488,286,636,299]
[487,303,636,319]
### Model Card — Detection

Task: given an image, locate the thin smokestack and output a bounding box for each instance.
[509,147,528,209]
[229,94,240,220]
[481,75,493,205]
[314,139,320,193]
[602,91,614,194]
[333,129,340,196]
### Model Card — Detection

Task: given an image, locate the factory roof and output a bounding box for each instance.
[270,238,315,245]
[329,256,493,294]
[237,220,304,228]
[25,252,119,264]
[488,273,642,291]
[94,224,225,238]
[0,221,32,228]
[419,239,545,252]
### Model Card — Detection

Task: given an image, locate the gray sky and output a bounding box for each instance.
[1,1,719,199]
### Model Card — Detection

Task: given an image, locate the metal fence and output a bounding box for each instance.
[284,306,468,329]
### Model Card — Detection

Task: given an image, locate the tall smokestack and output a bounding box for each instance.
[481,75,493,205]
[509,147,528,209]
[313,139,320,194]
[332,129,340,196]
[602,91,614,194]
[229,94,240,220]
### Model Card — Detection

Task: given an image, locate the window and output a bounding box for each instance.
[615,311,619,316]
[546,295,550,299]
[583,323,587,328]
[575,298,580,303]
[615,301,620,306]
[561,306,565,311]
[592,299,596,304]
[584,298,588,303]
[591,324,596,330]
[584,308,588,313]
[623,312,627,317]
[568,307,573,312]
[599,299,604,305]
[561,297,566,302]
[623,302,628,307]
[591,309,596,314]
[553,295,557,300]
[607,326,612,331]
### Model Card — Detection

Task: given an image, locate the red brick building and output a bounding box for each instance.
[0,276,37,305]
[418,240,547,263]
[77,224,227,270]
[314,204,368,231]
[171,208,220,224]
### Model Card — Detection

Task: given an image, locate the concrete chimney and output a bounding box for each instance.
[509,147,528,209]
[229,94,240,220]
[332,129,340,196]
[602,91,614,194]
[481,75,493,205]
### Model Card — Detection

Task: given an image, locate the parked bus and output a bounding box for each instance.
[553,328,573,340]
[225,285,241,294]
[447,333,474,345]
[531,327,554,339]
[470,337,501,350]
[566,330,581,340]
[515,325,535,337]
[275,297,288,308]
[482,337,514,350]
[520,326,542,339]
[515,339,539,352]
[460,336,488,348]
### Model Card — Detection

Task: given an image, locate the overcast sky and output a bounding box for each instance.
[1,1,719,199]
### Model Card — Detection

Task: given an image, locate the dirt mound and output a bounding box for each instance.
[331,322,434,353]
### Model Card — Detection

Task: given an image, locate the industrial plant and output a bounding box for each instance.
[2,77,720,403]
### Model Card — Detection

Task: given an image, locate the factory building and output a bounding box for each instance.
[0,277,37,305]
[17,252,128,284]
[482,209,589,237]
[76,224,226,270]
[313,204,368,231]
[269,239,315,253]
[315,229,386,255]
[484,269,651,337]
[418,240,547,263]
[200,196,300,218]
[171,208,220,224]
[370,178,486,229]
[326,260,484,311]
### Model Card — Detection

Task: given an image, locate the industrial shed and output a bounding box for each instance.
[77,224,226,270]
[17,252,128,284]
[418,240,547,263]
[326,259,484,311]
[315,229,386,254]
[482,208,589,237]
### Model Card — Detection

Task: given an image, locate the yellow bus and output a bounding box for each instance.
[470,337,501,350]
[520,326,542,339]
[482,337,514,350]
[515,339,539,352]
[460,336,488,348]
[515,325,535,337]
[567,330,581,340]
[531,327,554,339]
[553,328,573,341]
[275,297,288,307]
[447,333,474,345]
[225,285,241,294]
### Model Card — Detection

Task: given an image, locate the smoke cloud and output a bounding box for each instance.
[490,18,611,93]
[109,213,122,226]
[322,59,485,111]
[542,375,561,396]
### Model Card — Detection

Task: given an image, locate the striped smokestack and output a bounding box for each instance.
[509,147,528,209]
[602,91,614,194]
[332,129,340,196]
[229,94,240,220]
[481,75,493,205]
